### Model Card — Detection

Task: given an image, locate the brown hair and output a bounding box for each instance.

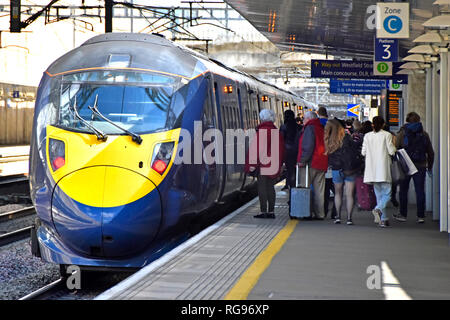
[324,119,345,155]
[372,116,385,132]
[318,106,328,118]
[406,112,421,123]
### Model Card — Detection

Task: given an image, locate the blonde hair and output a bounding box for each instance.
[324,119,345,155]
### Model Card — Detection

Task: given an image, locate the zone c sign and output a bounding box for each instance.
[376,2,410,39]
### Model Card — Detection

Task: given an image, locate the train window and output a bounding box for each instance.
[237,88,243,129]
[247,108,251,128]
[224,106,230,129]
[232,107,236,129]
[202,86,214,129]
[51,71,190,135]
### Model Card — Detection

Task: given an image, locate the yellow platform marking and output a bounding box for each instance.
[224,219,298,300]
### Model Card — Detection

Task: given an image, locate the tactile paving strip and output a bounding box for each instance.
[111,190,290,300]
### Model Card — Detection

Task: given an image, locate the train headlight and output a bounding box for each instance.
[49,138,66,171]
[151,142,175,175]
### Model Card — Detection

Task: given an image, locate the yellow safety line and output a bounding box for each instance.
[224,219,298,300]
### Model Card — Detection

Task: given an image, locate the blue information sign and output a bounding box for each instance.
[330,79,387,95]
[375,39,399,62]
[311,60,408,83]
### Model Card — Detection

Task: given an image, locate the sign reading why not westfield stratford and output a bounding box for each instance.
[311,60,408,82]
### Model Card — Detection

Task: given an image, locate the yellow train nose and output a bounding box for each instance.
[57,166,156,207]
[52,166,162,257]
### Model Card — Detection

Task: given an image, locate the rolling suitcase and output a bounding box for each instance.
[355,176,376,211]
[289,164,312,219]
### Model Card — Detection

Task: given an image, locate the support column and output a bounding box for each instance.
[105,0,113,33]
[425,67,433,212]
[447,52,450,233]
[432,61,440,221]
[440,50,449,232]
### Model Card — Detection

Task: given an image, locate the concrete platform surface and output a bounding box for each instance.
[97,185,450,300]
[249,204,450,300]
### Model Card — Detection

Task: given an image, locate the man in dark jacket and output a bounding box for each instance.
[394,112,434,223]
[297,111,328,219]
[280,110,301,190]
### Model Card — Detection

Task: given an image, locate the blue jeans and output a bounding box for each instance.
[399,168,426,218]
[332,170,356,184]
[373,182,392,221]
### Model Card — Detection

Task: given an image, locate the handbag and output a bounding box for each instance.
[391,153,406,183]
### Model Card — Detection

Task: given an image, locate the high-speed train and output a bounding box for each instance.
[29,33,315,269]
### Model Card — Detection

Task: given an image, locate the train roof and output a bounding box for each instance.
[45,33,314,108]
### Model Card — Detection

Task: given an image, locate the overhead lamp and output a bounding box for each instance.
[396,69,414,75]
[433,0,450,5]
[403,54,427,62]
[413,31,446,43]
[400,62,421,69]
[423,15,450,28]
[408,44,439,55]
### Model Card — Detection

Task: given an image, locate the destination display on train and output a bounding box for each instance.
[311,60,408,83]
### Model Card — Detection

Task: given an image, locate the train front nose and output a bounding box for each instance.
[51,166,161,258]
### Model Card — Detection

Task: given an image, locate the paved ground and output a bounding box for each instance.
[249,199,450,300]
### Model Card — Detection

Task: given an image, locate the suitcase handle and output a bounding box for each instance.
[296,164,309,188]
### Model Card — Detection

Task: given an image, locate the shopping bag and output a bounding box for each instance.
[391,153,406,183]
[397,149,418,176]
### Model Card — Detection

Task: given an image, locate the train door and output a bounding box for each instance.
[212,78,226,203]
[237,86,245,129]
[198,76,223,205]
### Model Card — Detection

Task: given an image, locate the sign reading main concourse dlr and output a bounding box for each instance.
[311,60,408,83]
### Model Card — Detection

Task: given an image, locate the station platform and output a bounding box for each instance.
[0,145,29,177]
[96,184,450,300]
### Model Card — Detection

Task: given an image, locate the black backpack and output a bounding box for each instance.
[340,136,364,176]
[405,131,427,163]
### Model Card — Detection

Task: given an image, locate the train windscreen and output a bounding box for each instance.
[52,70,184,134]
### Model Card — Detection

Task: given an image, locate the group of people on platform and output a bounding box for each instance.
[245,106,434,228]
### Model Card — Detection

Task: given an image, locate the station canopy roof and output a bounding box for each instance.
[223,0,435,58]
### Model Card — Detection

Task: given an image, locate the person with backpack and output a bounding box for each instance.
[324,119,362,225]
[362,116,396,227]
[280,110,301,190]
[394,112,434,223]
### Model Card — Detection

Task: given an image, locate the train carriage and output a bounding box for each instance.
[29,33,313,269]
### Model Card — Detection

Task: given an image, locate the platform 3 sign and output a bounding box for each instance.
[375,39,399,62]
[329,79,387,95]
[311,60,408,83]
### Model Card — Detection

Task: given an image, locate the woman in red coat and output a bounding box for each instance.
[245,109,284,218]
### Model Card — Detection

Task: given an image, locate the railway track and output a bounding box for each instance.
[0,174,30,199]
[19,278,66,300]
[0,207,36,246]
[0,225,33,247]
[0,206,35,223]
[18,271,133,300]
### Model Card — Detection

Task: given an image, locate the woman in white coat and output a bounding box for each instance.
[362,116,396,227]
